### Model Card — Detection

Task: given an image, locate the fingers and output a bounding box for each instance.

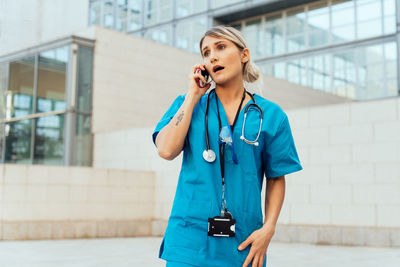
[252,254,259,267]
[202,82,212,90]
[191,64,206,74]
[259,254,265,267]
[238,236,252,251]
[242,250,255,267]
[193,73,207,84]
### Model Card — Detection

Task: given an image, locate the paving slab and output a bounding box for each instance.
[0,237,399,267]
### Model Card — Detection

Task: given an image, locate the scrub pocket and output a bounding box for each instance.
[174,198,211,252]
[237,139,258,177]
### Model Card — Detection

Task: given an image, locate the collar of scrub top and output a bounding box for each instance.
[203,88,256,164]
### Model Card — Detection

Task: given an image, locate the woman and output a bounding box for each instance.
[152,25,303,267]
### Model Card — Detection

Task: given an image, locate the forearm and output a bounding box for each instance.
[263,176,285,229]
[156,93,199,160]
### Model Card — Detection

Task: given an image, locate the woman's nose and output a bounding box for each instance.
[210,53,218,63]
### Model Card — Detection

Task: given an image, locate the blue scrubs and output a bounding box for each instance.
[152,91,303,267]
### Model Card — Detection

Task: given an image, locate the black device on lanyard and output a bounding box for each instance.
[207,88,247,238]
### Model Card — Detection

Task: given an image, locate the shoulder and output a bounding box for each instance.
[253,93,287,121]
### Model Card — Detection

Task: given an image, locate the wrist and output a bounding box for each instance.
[186,92,201,104]
[262,222,276,232]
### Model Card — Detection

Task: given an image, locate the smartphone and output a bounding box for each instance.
[194,67,211,88]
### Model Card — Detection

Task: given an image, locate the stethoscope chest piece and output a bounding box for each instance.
[203,149,216,162]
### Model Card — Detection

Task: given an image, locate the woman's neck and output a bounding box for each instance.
[215,77,244,105]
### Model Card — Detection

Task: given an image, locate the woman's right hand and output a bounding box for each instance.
[188,64,211,100]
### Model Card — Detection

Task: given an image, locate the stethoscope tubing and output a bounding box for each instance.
[205,88,258,151]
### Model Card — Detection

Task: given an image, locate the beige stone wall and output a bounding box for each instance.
[0,164,155,240]
[93,97,400,247]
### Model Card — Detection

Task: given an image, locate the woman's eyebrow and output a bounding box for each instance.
[202,41,226,52]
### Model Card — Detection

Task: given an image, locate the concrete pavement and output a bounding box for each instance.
[0,237,399,267]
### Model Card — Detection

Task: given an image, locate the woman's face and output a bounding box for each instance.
[201,35,249,85]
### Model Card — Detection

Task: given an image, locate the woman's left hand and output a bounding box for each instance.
[238,224,275,267]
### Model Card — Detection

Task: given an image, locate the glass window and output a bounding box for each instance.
[264,14,283,56]
[144,24,173,45]
[331,0,355,43]
[358,44,384,65]
[176,17,207,53]
[0,62,8,121]
[89,0,102,25]
[308,2,329,48]
[272,62,285,79]
[176,0,207,18]
[357,0,381,21]
[0,123,4,163]
[386,79,397,97]
[116,0,128,31]
[259,62,285,80]
[357,19,382,39]
[383,0,396,34]
[33,114,65,165]
[211,0,244,8]
[243,19,262,59]
[128,0,142,31]
[258,42,396,101]
[356,0,382,39]
[333,50,356,98]
[4,119,32,164]
[286,8,306,53]
[8,57,35,119]
[76,46,93,113]
[73,114,92,166]
[309,55,331,92]
[145,0,173,26]
[384,42,397,79]
[37,46,68,114]
[103,0,115,29]
[287,59,307,86]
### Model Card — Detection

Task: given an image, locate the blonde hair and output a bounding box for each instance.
[199,25,260,83]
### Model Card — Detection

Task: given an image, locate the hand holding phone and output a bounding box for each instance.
[194,67,211,88]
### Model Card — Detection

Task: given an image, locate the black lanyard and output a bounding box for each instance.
[214,88,246,212]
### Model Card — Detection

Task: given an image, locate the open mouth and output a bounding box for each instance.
[213,66,225,73]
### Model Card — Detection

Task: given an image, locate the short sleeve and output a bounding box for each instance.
[263,114,303,178]
[152,94,187,147]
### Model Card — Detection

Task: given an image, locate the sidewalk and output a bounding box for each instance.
[0,237,398,267]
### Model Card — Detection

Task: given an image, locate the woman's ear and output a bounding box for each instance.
[241,48,250,63]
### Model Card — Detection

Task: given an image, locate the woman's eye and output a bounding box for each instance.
[204,51,209,57]
[218,45,225,49]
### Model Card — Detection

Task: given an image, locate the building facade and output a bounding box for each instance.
[0,37,94,166]
[88,0,400,101]
[0,1,399,247]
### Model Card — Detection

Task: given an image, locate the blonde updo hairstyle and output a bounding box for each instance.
[199,25,260,83]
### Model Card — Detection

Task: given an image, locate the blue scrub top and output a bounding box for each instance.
[152,91,303,267]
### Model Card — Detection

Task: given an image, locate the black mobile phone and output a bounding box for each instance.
[195,67,211,88]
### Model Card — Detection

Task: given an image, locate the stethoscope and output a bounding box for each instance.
[203,88,263,163]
